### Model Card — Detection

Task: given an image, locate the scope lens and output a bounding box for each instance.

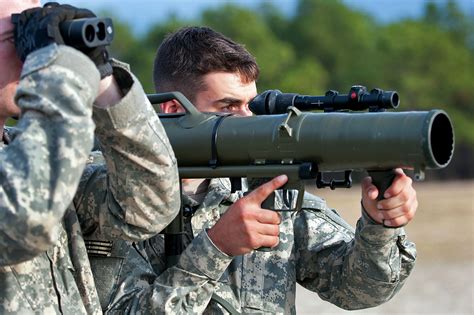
[391,93,400,108]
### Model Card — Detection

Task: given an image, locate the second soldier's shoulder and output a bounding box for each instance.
[302,192,329,210]
[299,192,356,233]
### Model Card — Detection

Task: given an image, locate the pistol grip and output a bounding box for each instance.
[257,180,305,251]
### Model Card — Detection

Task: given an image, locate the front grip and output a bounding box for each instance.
[367,169,398,229]
[367,169,397,201]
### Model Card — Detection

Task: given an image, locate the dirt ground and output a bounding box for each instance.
[295,180,474,315]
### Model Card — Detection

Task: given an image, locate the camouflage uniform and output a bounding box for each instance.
[104,178,416,314]
[0,44,180,314]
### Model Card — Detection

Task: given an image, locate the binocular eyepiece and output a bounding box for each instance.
[59,17,114,49]
[11,14,114,49]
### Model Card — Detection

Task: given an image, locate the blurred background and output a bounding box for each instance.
[60,0,474,313]
[64,0,473,180]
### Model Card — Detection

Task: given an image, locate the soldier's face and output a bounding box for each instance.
[162,72,256,117]
[0,0,39,122]
[193,72,256,117]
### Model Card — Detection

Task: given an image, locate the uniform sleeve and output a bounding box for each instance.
[294,198,417,310]
[106,230,233,314]
[74,61,180,241]
[0,44,99,265]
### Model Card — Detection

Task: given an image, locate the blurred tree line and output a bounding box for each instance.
[106,0,472,179]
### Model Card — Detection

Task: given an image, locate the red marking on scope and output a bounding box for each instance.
[350,92,357,99]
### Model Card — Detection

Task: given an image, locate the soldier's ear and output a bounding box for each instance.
[160,100,183,113]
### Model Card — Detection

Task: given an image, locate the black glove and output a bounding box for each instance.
[13,2,113,78]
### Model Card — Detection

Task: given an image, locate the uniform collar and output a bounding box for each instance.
[1,128,11,146]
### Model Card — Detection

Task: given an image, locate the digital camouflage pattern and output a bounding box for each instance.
[103,178,240,313]
[0,44,99,314]
[104,178,416,314]
[0,44,180,314]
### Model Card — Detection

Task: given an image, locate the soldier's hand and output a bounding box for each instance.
[207,175,287,256]
[13,2,112,78]
[13,2,93,61]
[361,168,418,228]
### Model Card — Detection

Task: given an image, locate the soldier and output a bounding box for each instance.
[103,26,418,314]
[0,2,179,314]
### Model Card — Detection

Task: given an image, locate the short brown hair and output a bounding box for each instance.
[153,26,259,103]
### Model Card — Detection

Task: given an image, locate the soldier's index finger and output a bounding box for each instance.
[247,175,288,203]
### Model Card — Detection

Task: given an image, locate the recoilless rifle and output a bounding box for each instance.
[148,86,455,263]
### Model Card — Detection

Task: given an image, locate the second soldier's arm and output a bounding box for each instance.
[74,60,180,241]
[294,196,417,309]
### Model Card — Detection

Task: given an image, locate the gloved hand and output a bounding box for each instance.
[13,2,113,78]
